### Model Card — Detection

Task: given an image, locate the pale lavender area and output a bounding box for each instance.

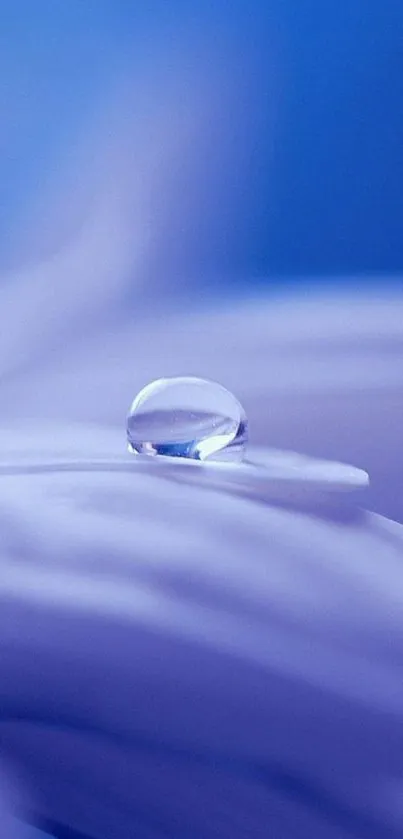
[0,50,403,839]
[0,292,403,838]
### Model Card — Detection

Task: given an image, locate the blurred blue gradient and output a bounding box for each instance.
[1,6,403,838]
[1,0,402,287]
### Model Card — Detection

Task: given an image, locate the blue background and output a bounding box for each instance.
[1,1,402,284]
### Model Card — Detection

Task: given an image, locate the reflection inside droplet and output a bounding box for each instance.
[127,377,248,462]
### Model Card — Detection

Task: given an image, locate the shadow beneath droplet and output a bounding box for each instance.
[0,456,367,525]
[160,468,367,524]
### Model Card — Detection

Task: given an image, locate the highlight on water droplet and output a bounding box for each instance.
[127,376,248,462]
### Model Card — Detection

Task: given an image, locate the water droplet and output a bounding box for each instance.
[127,377,248,462]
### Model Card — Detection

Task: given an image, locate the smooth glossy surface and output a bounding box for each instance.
[127,377,248,461]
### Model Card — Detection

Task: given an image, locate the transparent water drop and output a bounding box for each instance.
[127,377,248,462]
